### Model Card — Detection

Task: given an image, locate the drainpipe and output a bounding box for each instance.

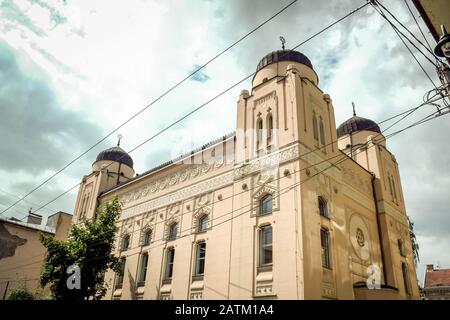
[371,174,387,285]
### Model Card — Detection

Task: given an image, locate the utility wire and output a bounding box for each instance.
[0,0,300,217]
[0,188,56,213]
[371,2,439,89]
[1,92,445,274]
[377,0,437,59]
[3,103,446,275]
[12,2,370,216]
[402,0,434,53]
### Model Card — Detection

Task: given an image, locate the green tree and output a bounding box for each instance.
[408,216,420,266]
[8,288,35,300]
[40,196,121,300]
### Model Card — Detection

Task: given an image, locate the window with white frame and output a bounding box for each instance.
[194,242,206,276]
[259,225,273,266]
[138,253,148,284]
[164,248,175,280]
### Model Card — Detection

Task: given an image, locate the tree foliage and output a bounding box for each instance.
[8,288,35,300]
[408,215,420,266]
[40,197,121,300]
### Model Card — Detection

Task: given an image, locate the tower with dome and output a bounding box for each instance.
[72,47,419,300]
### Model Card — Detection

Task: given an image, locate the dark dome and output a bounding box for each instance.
[256,50,313,72]
[95,146,134,168]
[337,116,381,138]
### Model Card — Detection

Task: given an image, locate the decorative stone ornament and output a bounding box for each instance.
[349,214,371,261]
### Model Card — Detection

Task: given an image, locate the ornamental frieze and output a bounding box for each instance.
[119,161,224,205]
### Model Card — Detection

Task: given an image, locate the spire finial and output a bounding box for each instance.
[279,36,286,50]
[117,134,123,147]
[352,102,356,117]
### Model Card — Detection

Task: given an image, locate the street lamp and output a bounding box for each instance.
[434,25,450,58]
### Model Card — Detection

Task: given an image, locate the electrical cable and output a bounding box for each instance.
[11,2,370,216]
[0,0,300,217]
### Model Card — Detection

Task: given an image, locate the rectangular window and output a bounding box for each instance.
[195,242,206,276]
[116,257,126,289]
[165,248,175,280]
[168,223,178,240]
[321,228,331,269]
[138,253,149,284]
[121,235,130,251]
[259,226,273,266]
[402,262,411,295]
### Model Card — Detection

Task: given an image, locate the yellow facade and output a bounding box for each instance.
[72,50,420,300]
[0,212,71,298]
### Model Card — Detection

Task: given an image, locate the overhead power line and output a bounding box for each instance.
[0,91,444,274]
[370,1,438,89]
[2,99,448,275]
[0,0,300,217]
[17,2,371,216]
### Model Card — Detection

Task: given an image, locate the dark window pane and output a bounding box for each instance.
[122,235,130,250]
[260,195,273,215]
[195,242,206,275]
[165,248,175,279]
[139,254,148,282]
[144,230,152,246]
[318,197,328,217]
[319,120,325,145]
[259,226,273,266]
[321,229,331,269]
[313,115,318,140]
[169,223,178,240]
[198,215,208,232]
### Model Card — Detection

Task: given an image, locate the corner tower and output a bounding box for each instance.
[236,49,339,163]
[72,143,135,223]
[337,111,420,299]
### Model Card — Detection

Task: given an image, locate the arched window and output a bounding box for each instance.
[267,114,273,139]
[257,118,263,147]
[143,229,152,246]
[168,223,178,240]
[319,118,325,146]
[121,234,130,251]
[260,194,273,215]
[318,196,328,217]
[391,174,398,202]
[198,214,209,233]
[312,114,318,141]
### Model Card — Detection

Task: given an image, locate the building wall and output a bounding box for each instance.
[0,212,72,299]
[73,56,419,300]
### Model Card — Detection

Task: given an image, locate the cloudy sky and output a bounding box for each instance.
[0,0,449,285]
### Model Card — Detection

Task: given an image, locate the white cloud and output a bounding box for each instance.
[0,0,449,280]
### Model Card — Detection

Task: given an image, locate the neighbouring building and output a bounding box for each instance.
[422,264,450,300]
[72,48,420,300]
[0,211,72,299]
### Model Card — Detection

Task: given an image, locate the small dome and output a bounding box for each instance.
[95,146,134,168]
[337,116,381,138]
[256,50,313,72]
